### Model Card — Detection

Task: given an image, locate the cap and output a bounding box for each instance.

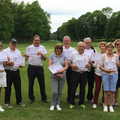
[10,38,17,43]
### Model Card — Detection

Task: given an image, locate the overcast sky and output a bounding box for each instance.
[18,0,120,33]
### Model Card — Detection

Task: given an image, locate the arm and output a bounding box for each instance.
[99,66,112,73]
[37,52,46,61]
[23,54,29,61]
[68,62,78,69]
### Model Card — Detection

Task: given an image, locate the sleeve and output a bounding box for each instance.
[42,46,47,55]
[99,54,105,67]
[115,54,119,63]
[64,55,67,61]
[49,54,53,60]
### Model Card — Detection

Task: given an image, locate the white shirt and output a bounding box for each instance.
[69,51,90,72]
[2,47,22,70]
[0,62,4,70]
[28,44,47,66]
[84,48,97,58]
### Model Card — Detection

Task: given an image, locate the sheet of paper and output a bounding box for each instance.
[13,57,25,66]
[0,52,8,61]
[26,47,38,56]
[75,60,88,69]
[63,51,72,59]
[48,61,63,74]
[91,53,101,62]
[104,61,117,71]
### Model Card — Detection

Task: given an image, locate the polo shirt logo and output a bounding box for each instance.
[84,58,86,60]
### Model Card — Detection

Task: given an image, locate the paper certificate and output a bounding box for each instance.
[104,61,117,71]
[0,52,8,61]
[63,51,72,59]
[26,47,38,56]
[75,60,88,69]
[13,57,25,66]
[48,61,63,74]
[91,53,101,62]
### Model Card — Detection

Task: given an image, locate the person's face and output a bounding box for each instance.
[9,42,17,50]
[115,42,120,50]
[0,46,2,51]
[99,45,106,52]
[84,39,91,49]
[77,43,85,54]
[107,45,114,53]
[33,37,40,46]
[63,37,70,46]
[55,47,62,54]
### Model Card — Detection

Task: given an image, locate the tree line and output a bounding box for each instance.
[56,7,120,42]
[0,0,51,42]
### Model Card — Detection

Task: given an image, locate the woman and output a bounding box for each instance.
[49,43,68,111]
[114,39,120,107]
[0,42,7,112]
[92,42,107,108]
[100,42,119,112]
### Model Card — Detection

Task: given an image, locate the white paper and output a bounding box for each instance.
[48,61,63,74]
[75,60,88,70]
[104,61,117,71]
[0,52,8,61]
[91,53,101,62]
[63,51,72,59]
[26,47,38,56]
[13,57,25,66]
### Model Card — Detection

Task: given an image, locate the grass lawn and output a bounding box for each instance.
[0,41,120,120]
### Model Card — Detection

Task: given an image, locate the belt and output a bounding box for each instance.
[29,64,43,67]
[6,69,18,71]
[0,70,5,73]
[73,70,87,74]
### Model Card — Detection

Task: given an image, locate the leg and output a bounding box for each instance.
[104,91,108,106]
[110,91,114,106]
[0,87,2,105]
[114,88,119,106]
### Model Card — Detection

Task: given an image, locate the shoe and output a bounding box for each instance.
[103,106,108,112]
[56,105,61,110]
[42,98,49,103]
[0,106,4,112]
[29,99,34,104]
[114,101,118,107]
[93,104,97,108]
[88,99,93,104]
[50,106,54,111]
[109,106,114,112]
[5,103,12,108]
[19,102,25,106]
[69,104,75,109]
[78,104,85,109]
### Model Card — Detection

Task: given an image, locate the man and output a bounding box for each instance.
[24,35,49,104]
[68,42,91,109]
[3,38,25,108]
[84,37,97,103]
[63,36,76,103]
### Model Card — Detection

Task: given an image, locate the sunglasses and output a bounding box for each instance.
[56,47,62,50]
[116,44,120,45]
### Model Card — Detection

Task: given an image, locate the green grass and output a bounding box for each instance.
[0,41,120,120]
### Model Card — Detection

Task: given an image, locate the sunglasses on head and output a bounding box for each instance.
[56,47,62,50]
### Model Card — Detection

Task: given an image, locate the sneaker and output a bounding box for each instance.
[56,105,61,110]
[103,106,108,112]
[88,99,93,104]
[19,102,25,106]
[5,103,12,108]
[0,106,4,112]
[50,106,54,111]
[79,104,85,108]
[109,106,114,112]
[69,104,75,109]
[93,104,97,108]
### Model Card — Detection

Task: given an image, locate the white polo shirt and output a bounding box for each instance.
[28,44,47,66]
[84,48,97,58]
[68,51,90,72]
[2,47,22,70]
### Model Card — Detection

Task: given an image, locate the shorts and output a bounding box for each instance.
[0,72,7,87]
[102,73,118,92]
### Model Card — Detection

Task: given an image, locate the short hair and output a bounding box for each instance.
[98,42,107,48]
[77,42,86,48]
[0,42,3,48]
[114,39,120,47]
[33,35,40,40]
[106,42,114,49]
[84,37,91,42]
[63,36,71,41]
[54,43,63,53]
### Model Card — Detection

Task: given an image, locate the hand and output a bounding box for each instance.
[7,62,14,66]
[85,64,91,68]
[71,65,78,69]
[56,73,63,78]
[105,69,113,73]
[56,70,63,74]
[89,60,93,65]
[7,57,10,61]
[37,51,42,55]
[19,65,23,68]
[23,54,29,60]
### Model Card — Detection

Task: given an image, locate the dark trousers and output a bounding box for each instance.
[66,66,72,101]
[70,71,88,105]
[27,65,47,100]
[5,69,22,104]
[87,67,95,100]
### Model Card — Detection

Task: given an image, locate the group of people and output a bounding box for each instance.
[0,35,120,113]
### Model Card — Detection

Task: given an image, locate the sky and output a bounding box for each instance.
[18,0,120,33]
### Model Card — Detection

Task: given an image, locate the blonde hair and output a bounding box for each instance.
[114,39,120,47]
[0,42,3,48]
[106,42,114,49]
[98,42,107,48]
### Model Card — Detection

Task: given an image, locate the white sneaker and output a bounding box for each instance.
[93,104,97,108]
[50,106,54,111]
[103,106,108,112]
[109,106,114,112]
[56,105,61,110]
[0,106,4,112]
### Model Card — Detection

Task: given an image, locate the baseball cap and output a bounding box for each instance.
[10,38,17,43]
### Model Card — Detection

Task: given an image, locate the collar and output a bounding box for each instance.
[8,47,17,52]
